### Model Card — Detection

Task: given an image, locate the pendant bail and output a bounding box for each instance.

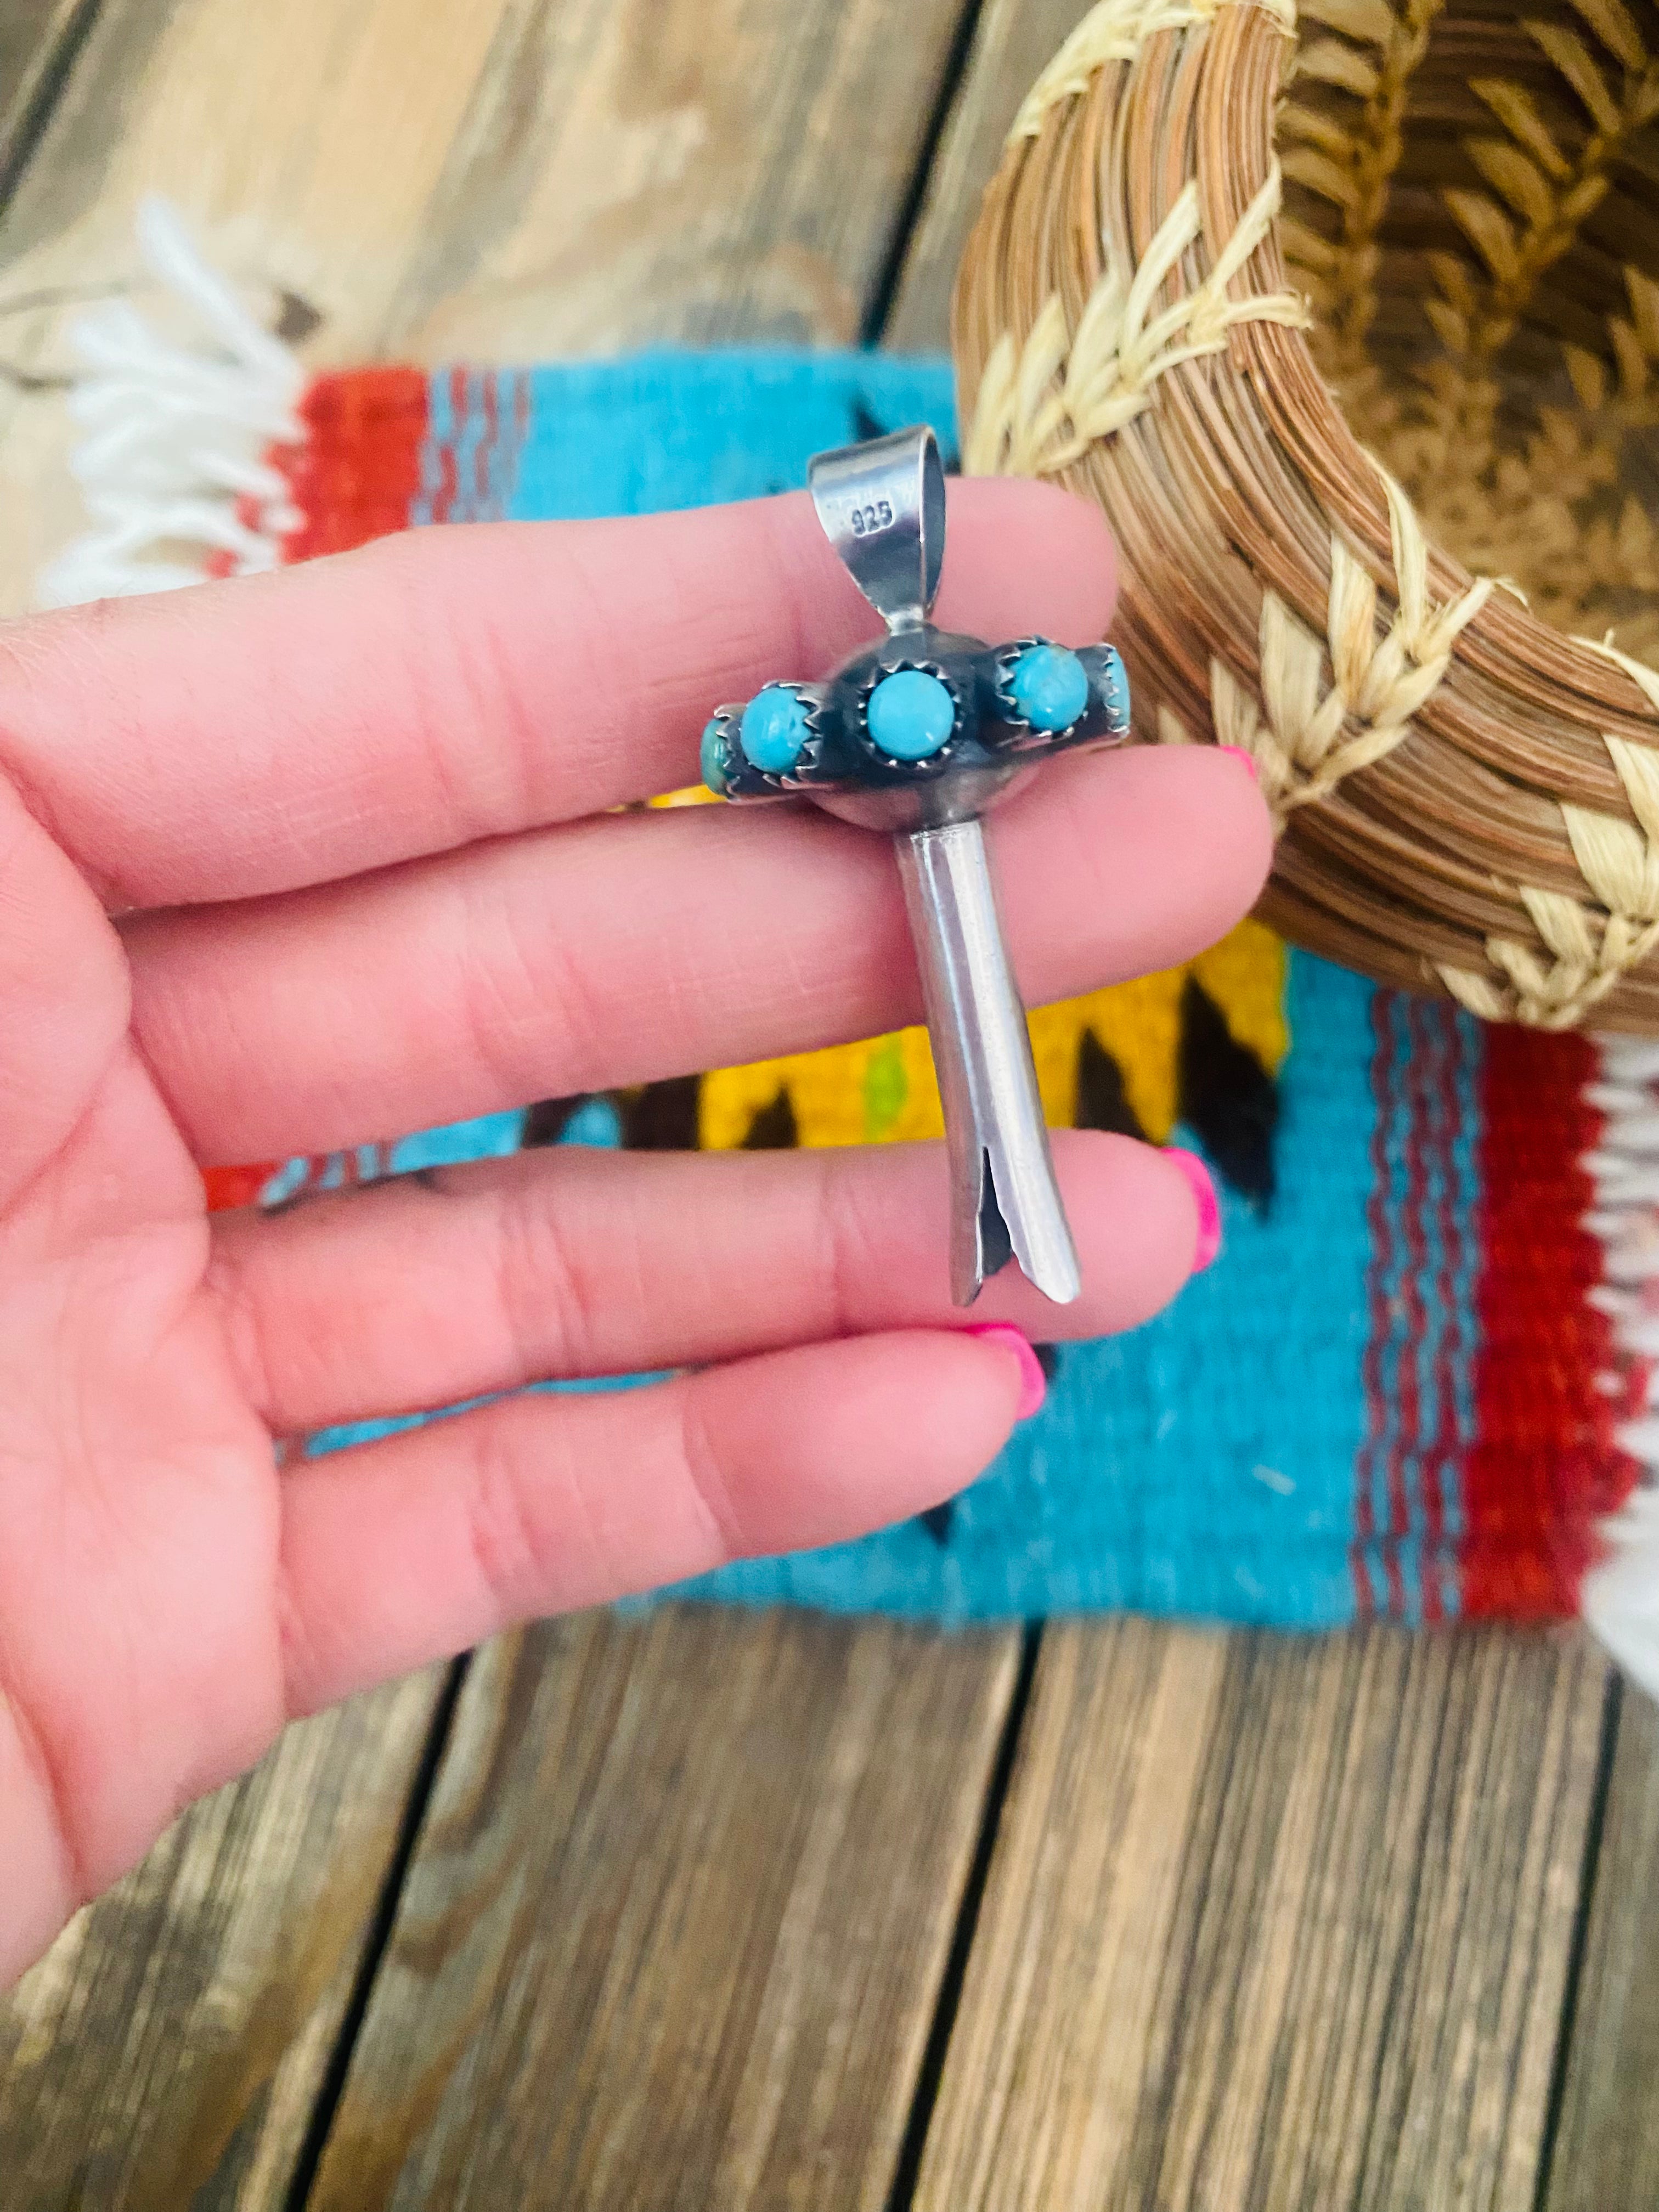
[808,425,945,635]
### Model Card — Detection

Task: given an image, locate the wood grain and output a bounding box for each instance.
[0,1667,447,2212]
[884,0,1092,351]
[0,0,970,612]
[913,1621,1610,2212]
[0,0,89,194]
[2,9,1019,2208]
[303,1609,1018,2212]
[1543,1679,1659,2212]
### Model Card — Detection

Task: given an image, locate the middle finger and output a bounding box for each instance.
[127,744,1270,1166]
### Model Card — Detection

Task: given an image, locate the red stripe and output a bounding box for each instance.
[1463,1025,1639,1616]
[1409,1001,1464,1625]
[430,365,467,526]
[213,368,431,1204]
[276,366,431,562]
[202,1162,279,1213]
[1354,993,1395,1617]
[477,372,500,515]
[1433,1013,1469,1619]
[1386,995,1434,1612]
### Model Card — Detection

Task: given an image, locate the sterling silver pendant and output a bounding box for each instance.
[702,426,1130,1305]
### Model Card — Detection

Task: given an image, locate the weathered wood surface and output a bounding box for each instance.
[0,12,1023,2211]
[304,1610,1018,2212]
[885,0,1092,351]
[7,0,1659,2205]
[913,1621,1611,2212]
[0,0,971,611]
[0,1667,448,2212]
[0,0,87,191]
[1543,1678,1659,2212]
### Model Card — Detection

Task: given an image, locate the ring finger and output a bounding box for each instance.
[211,1125,1209,1439]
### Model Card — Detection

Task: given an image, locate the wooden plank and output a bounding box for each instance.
[0,0,971,613]
[0,1667,448,2212]
[0,0,89,195]
[3,3,1019,2204]
[1543,1679,1659,2212]
[884,0,1093,352]
[913,1621,1610,2212]
[303,1609,1019,2212]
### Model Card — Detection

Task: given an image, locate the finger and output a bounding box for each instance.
[0,479,1114,910]
[0,781,129,1208]
[129,746,1271,1164]
[278,1329,1026,1714]
[210,1127,1201,1435]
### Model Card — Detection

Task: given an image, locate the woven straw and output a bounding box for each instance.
[952,0,1659,1029]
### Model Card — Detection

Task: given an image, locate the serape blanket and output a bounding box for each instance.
[43,232,1659,1673]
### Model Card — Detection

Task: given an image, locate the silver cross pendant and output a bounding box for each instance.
[701,425,1130,1306]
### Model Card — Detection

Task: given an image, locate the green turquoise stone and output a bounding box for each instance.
[739,685,810,774]
[867,669,956,760]
[1008,643,1089,731]
[701,716,730,794]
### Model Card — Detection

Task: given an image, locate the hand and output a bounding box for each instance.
[0,479,1269,1979]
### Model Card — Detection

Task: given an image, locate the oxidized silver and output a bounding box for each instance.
[703,425,1131,1306]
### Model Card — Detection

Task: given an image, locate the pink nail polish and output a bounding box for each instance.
[1166,1148,1222,1271]
[963,1323,1047,1420]
[1216,744,1259,783]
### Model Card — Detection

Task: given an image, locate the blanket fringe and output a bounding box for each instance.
[1585,1033,1659,1694]
[37,197,306,608]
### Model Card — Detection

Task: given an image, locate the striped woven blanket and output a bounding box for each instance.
[44,221,1659,1679]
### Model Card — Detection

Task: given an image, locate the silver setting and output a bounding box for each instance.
[811,425,1080,1308]
[810,760,1034,834]
[992,636,1084,744]
[714,682,832,794]
[899,823,1081,1306]
[808,426,946,634]
[855,656,963,769]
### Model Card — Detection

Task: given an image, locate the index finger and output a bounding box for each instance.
[0,478,1115,910]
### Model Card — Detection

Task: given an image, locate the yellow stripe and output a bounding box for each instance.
[696,921,1287,1149]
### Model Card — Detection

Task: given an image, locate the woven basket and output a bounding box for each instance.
[952,0,1659,1029]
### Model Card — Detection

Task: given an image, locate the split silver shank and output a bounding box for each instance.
[806,427,1081,1307]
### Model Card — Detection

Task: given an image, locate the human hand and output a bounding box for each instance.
[0,478,1269,1979]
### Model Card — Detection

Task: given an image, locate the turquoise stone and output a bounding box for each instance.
[867,669,956,760]
[1008,643,1089,732]
[701,716,730,794]
[739,685,810,774]
[1096,646,1131,731]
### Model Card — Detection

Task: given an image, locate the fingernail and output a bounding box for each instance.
[1216,744,1258,783]
[1166,1147,1222,1271]
[963,1323,1047,1420]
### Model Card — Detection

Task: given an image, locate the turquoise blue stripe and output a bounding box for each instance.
[295,349,1409,1628]
[501,350,960,524]
[680,950,1381,1626]
[410,370,455,528]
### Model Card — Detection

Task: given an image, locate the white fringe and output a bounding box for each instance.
[1583,1032,1659,1696]
[37,197,307,608]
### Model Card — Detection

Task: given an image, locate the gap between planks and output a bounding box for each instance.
[3,0,1648,2204]
[302,1609,1021,2212]
[0,1667,449,2212]
[1539,1673,1659,2212]
[911,1618,1616,2212]
[0,6,1016,2210]
[0,0,100,212]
